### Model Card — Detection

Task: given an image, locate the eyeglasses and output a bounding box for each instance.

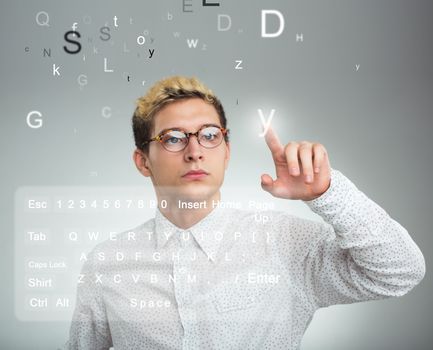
[142,124,229,152]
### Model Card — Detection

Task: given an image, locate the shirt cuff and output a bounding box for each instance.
[302,167,361,234]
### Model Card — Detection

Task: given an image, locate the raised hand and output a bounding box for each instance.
[260,126,331,201]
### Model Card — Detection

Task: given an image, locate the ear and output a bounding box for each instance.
[133,149,152,177]
[224,142,230,170]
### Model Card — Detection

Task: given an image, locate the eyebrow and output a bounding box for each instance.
[156,123,222,135]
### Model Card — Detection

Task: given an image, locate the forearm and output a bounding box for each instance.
[303,168,426,303]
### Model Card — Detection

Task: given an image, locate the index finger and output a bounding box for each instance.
[264,125,284,155]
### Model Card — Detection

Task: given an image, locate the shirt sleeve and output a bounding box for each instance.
[275,167,426,309]
[62,249,113,350]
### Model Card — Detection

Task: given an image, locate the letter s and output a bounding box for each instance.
[63,30,81,54]
[100,26,111,41]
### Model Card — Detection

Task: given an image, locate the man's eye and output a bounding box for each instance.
[203,133,216,140]
[201,127,220,141]
[164,137,180,144]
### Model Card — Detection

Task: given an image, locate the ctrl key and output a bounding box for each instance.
[25,295,49,310]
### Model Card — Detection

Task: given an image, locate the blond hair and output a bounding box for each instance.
[132,75,229,153]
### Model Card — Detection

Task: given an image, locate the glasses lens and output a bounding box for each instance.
[198,126,223,148]
[160,130,188,151]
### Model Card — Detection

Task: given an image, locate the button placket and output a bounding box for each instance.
[173,232,194,307]
[175,232,197,348]
[180,252,193,304]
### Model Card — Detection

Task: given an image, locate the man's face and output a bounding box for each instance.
[134,97,230,203]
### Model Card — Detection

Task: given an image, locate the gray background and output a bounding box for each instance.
[1,0,432,349]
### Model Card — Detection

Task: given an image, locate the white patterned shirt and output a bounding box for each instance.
[63,168,425,350]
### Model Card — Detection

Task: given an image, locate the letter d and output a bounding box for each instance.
[261,10,285,38]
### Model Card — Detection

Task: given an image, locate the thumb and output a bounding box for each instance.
[260,173,274,193]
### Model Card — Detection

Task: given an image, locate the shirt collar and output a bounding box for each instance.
[154,205,229,263]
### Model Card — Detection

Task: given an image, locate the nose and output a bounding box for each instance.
[184,134,203,161]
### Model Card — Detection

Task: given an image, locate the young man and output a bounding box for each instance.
[65,76,425,349]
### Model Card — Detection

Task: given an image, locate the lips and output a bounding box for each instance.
[183,169,209,176]
[182,169,208,179]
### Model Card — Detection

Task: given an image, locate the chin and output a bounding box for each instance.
[179,185,218,201]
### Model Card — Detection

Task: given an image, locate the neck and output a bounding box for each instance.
[157,191,221,230]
